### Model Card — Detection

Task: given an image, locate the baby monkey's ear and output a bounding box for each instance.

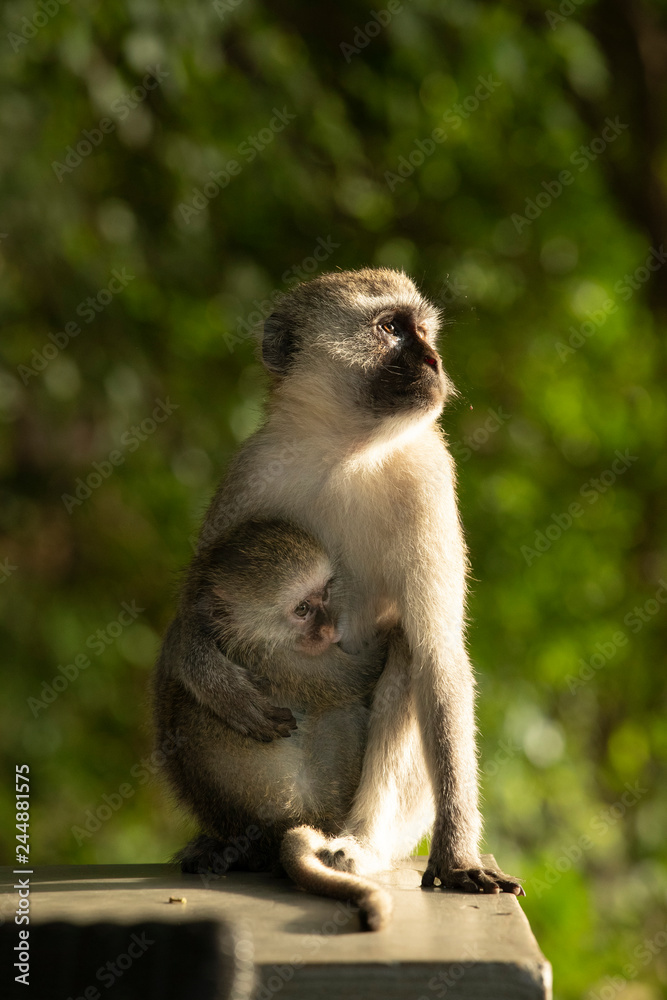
[262,312,298,375]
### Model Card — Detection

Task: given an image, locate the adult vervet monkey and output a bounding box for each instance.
[186,267,523,897]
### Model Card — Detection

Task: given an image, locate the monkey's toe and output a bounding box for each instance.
[316,846,356,873]
[484,869,526,895]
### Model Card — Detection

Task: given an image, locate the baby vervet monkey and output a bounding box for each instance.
[154,519,394,928]
[190,518,385,710]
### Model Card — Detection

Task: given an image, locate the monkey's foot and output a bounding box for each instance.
[316,835,388,876]
[422,862,525,896]
[175,834,228,875]
[316,845,357,873]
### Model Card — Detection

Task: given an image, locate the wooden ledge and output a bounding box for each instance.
[1,856,552,999]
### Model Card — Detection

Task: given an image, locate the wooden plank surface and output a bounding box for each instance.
[0,857,552,999]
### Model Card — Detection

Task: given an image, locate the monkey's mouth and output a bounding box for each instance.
[365,352,446,416]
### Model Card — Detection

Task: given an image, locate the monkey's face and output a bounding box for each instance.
[288,577,341,656]
[262,268,451,429]
[362,304,447,419]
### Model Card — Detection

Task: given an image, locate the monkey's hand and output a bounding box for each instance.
[226,695,297,742]
[421,859,525,896]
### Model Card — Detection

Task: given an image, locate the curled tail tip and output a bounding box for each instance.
[281,826,394,932]
[361,888,393,931]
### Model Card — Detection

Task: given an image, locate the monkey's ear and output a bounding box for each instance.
[262,313,297,375]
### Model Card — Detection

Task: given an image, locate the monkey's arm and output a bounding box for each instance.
[403,479,525,895]
[157,615,297,742]
[410,623,523,894]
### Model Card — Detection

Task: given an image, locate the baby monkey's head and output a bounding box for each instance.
[198,520,341,657]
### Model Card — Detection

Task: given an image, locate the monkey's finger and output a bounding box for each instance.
[468,869,500,893]
[442,870,483,893]
[262,706,297,739]
[270,706,297,723]
[267,707,298,731]
[483,870,526,896]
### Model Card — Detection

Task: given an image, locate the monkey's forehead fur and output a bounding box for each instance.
[203,520,330,597]
[270,268,440,332]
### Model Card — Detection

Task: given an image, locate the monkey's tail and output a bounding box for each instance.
[280,825,392,932]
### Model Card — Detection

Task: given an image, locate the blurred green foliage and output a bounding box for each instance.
[1,0,666,995]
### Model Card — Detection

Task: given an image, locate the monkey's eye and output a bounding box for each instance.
[379,321,397,337]
[294,601,310,618]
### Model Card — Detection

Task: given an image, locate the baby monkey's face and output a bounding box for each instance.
[288,576,341,655]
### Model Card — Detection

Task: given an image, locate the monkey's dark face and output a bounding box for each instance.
[363,305,446,418]
[289,578,341,656]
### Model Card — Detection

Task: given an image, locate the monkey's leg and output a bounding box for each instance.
[335,632,435,875]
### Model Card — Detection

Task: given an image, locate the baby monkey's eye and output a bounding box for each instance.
[380,321,395,335]
[294,601,310,618]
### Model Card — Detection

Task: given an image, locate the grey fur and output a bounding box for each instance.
[153,267,523,926]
